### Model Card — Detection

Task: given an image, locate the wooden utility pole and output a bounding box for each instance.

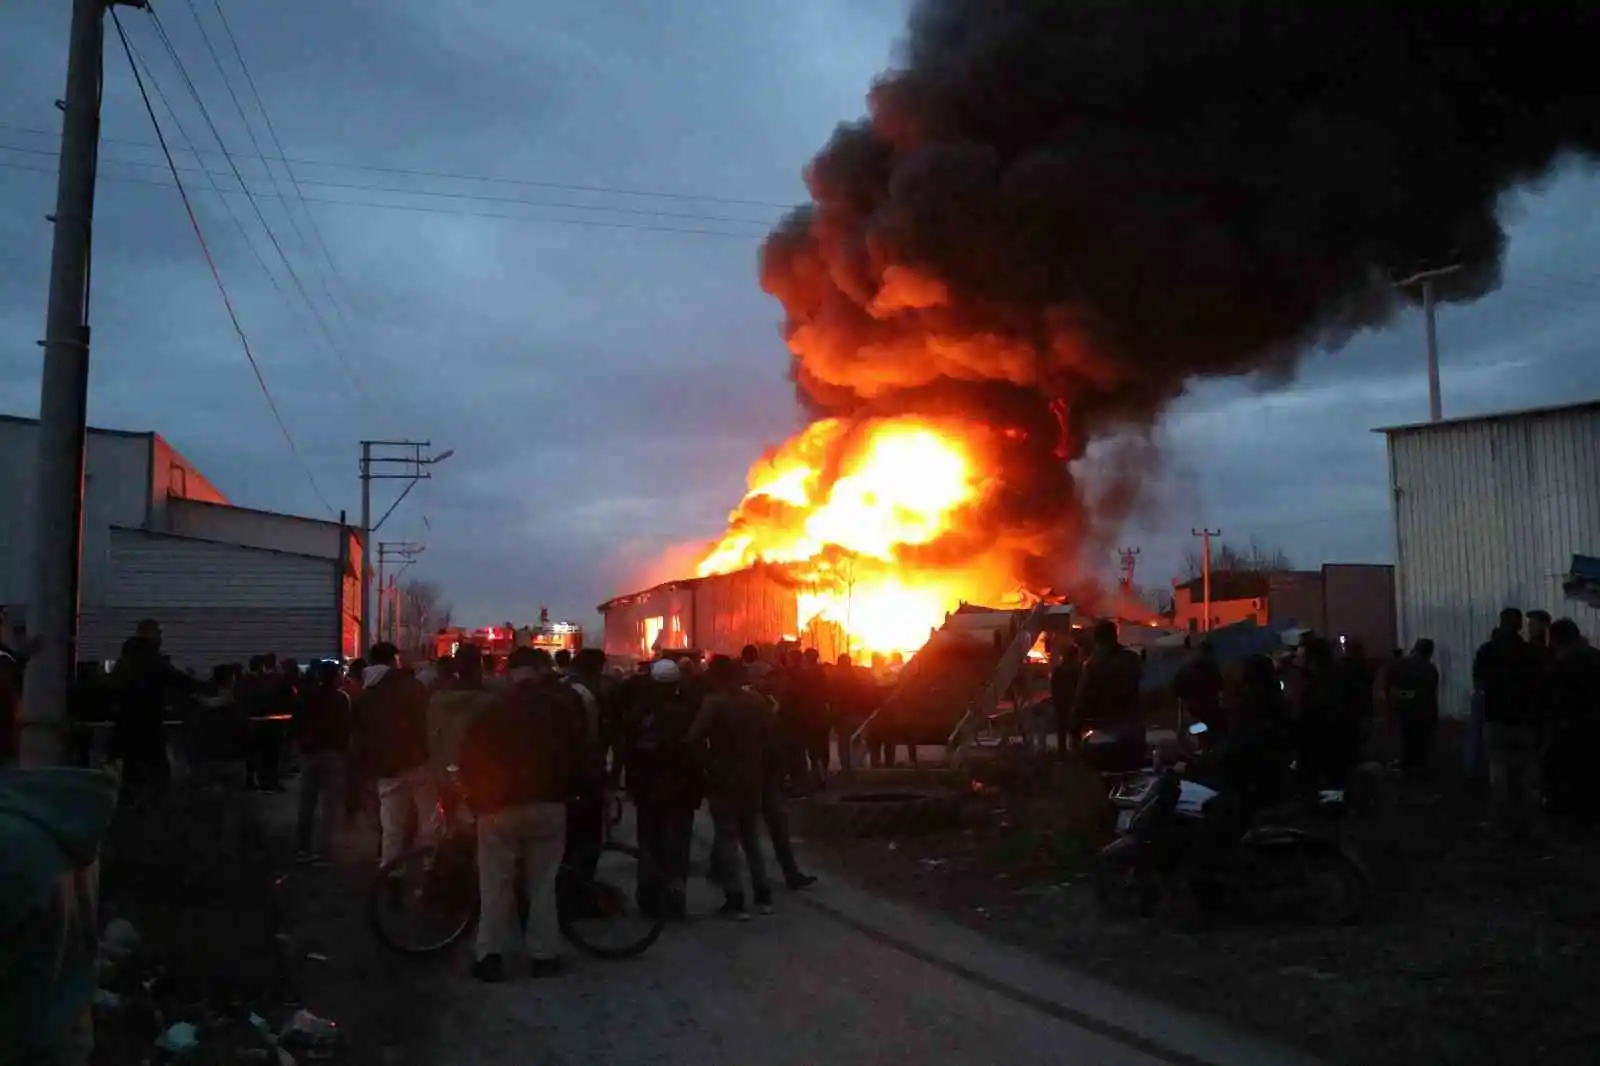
[1191,529,1221,632]
[23,0,147,766]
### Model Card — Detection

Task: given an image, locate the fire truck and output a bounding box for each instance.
[431,608,583,662]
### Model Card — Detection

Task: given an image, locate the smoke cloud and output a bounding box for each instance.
[757,0,1600,582]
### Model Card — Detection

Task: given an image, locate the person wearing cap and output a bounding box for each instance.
[623,658,705,919]
[458,646,586,981]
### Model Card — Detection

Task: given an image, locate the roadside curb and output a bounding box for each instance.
[694,815,1322,1066]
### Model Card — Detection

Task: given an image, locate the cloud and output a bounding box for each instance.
[0,0,1593,635]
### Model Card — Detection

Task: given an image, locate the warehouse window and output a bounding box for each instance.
[642,616,665,656]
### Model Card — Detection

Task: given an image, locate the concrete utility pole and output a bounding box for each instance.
[1191,529,1221,633]
[23,0,146,767]
[1395,264,1462,423]
[358,442,450,653]
[376,540,424,648]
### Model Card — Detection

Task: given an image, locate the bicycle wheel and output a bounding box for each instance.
[369,836,479,956]
[558,842,666,959]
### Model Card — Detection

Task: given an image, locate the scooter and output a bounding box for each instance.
[1094,723,1369,926]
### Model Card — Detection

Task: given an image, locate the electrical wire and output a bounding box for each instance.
[0,140,776,228]
[0,156,767,239]
[111,8,336,517]
[182,0,356,349]
[0,119,795,210]
[144,5,373,409]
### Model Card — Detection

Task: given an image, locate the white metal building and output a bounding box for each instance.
[0,414,362,670]
[1380,400,1600,717]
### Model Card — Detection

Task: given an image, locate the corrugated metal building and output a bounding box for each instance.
[1380,400,1600,717]
[598,565,847,662]
[0,413,362,670]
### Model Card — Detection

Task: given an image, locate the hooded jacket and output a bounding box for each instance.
[0,767,119,1066]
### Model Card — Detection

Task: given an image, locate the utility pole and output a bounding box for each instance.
[376,540,424,649]
[358,442,450,653]
[23,0,146,767]
[1395,263,1462,423]
[1117,546,1141,591]
[1191,529,1221,633]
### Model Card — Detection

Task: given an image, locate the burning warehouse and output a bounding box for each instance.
[599,565,846,663]
[606,1,1600,660]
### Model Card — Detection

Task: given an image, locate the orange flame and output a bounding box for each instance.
[697,416,1022,657]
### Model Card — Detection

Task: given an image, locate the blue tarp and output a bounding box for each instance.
[1563,554,1600,609]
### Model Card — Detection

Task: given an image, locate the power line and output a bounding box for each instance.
[111,7,335,516]
[142,5,372,409]
[182,0,357,353]
[0,118,795,210]
[0,140,776,227]
[0,156,767,239]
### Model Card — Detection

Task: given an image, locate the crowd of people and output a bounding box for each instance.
[1050,606,1600,845]
[310,640,832,983]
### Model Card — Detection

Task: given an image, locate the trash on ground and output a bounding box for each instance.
[155,1021,200,1052]
[249,1012,271,1034]
[304,951,331,962]
[280,1009,339,1049]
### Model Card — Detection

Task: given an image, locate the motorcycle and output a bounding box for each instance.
[1094,723,1369,926]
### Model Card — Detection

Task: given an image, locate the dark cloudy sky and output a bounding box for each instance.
[3,1,1597,629]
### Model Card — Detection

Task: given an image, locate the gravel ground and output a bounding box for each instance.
[802,749,1600,1066]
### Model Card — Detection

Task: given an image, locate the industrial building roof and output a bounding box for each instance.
[1373,398,1600,436]
[596,575,706,614]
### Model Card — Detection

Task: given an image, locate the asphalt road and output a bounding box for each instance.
[378,811,1316,1066]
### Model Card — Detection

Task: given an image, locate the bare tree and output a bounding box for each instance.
[1183,537,1294,580]
[400,579,452,653]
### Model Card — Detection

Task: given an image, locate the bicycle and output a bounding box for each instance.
[367,767,665,959]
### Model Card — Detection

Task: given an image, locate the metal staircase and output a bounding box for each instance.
[945,600,1054,768]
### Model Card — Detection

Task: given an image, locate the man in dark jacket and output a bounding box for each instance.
[291,661,352,864]
[1174,639,1224,735]
[109,625,193,810]
[352,643,439,869]
[690,655,773,919]
[1474,608,1543,842]
[458,646,584,982]
[1072,621,1142,741]
[624,658,703,919]
[1386,639,1440,782]
[1542,619,1600,826]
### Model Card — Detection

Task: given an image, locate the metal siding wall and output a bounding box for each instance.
[1391,407,1600,717]
[82,530,340,668]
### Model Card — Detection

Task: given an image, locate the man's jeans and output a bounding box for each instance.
[708,790,769,902]
[476,801,566,963]
[377,765,442,868]
[296,750,347,855]
[760,773,804,885]
[637,799,696,905]
[1486,722,1541,840]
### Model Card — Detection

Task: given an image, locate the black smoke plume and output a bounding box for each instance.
[755,1,1599,582]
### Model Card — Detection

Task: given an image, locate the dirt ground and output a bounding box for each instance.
[802,736,1600,1066]
[92,778,439,1065]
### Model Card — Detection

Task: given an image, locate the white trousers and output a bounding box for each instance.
[377,766,443,868]
[476,801,567,963]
